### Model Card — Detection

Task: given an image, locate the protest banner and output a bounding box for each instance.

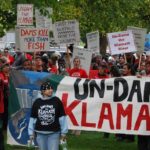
[17,4,33,26]
[53,20,80,44]
[35,8,53,31]
[72,47,93,75]
[127,26,147,54]
[86,31,100,54]
[107,30,137,55]
[18,28,49,52]
[7,70,150,146]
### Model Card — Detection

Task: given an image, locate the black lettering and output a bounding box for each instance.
[144,82,150,102]
[89,80,105,98]
[114,78,128,102]
[127,80,142,102]
[74,78,90,100]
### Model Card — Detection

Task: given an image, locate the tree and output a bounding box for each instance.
[0,0,15,36]
[0,0,150,53]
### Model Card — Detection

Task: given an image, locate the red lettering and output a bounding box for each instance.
[27,42,45,50]
[81,102,96,128]
[97,103,114,129]
[38,29,48,36]
[35,42,45,50]
[116,104,132,130]
[134,105,150,130]
[28,42,32,49]
[21,29,36,36]
[62,93,80,126]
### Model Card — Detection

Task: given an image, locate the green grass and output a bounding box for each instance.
[5,131,137,150]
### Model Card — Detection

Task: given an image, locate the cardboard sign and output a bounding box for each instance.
[17,4,33,25]
[107,30,137,55]
[127,26,147,54]
[72,47,92,75]
[18,28,49,52]
[53,20,80,44]
[35,8,53,31]
[86,31,100,53]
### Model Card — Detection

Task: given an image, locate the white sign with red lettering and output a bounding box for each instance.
[18,28,49,52]
[107,30,137,55]
[17,4,33,25]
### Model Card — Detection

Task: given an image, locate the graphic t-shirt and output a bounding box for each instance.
[31,96,66,132]
[69,68,88,78]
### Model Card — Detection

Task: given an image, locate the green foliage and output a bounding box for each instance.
[0,0,150,51]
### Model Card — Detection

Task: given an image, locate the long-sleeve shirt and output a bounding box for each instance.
[28,96,68,136]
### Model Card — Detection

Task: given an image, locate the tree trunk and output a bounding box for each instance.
[100,34,108,55]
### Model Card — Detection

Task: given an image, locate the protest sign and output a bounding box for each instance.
[35,8,53,31]
[72,47,92,75]
[86,31,100,53]
[7,70,150,146]
[18,28,49,52]
[53,20,80,44]
[127,26,147,54]
[17,4,33,26]
[107,30,137,55]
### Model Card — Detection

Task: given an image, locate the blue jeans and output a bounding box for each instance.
[36,132,60,150]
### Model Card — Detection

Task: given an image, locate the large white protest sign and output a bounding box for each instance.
[72,47,92,75]
[7,71,150,146]
[107,30,137,55]
[56,76,150,135]
[53,20,80,44]
[18,28,49,52]
[127,26,147,54]
[17,4,33,25]
[86,31,100,53]
[35,8,53,31]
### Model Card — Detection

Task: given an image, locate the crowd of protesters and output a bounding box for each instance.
[0,45,150,150]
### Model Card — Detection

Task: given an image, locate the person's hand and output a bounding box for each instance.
[60,135,67,141]
[29,135,34,141]
[136,74,142,78]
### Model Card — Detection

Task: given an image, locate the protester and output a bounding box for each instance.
[91,54,102,70]
[0,63,10,130]
[3,48,14,65]
[117,54,126,70]
[21,59,32,71]
[69,57,88,136]
[93,63,110,138]
[69,57,88,78]
[63,48,72,69]
[48,52,60,74]
[12,51,26,69]
[137,61,150,150]
[117,63,135,142]
[57,58,69,76]
[94,63,109,79]
[33,56,48,72]
[0,74,5,150]
[28,80,68,150]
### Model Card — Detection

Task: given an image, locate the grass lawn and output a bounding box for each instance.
[5,131,137,150]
